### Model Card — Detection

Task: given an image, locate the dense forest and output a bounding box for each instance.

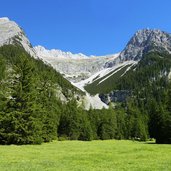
[0,45,170,144]
[101,52,171,143]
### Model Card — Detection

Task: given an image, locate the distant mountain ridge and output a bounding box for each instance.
[0,17,108,109]
[34,45,90,59]
[34,45,120,82]
[1,17,171,108]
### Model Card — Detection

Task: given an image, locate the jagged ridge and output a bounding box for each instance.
[0,17,35,57]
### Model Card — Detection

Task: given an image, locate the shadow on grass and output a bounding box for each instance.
[145,141,156,144]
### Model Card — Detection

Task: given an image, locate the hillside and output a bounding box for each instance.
[84,29,171,95]
[0,17,170,144]
[84,60,137,94]
[85,52,171,95]
[0,44,85,144]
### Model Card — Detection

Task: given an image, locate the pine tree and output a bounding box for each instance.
[0,53,43,144]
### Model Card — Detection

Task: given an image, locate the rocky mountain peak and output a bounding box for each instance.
[119,29,171,61]
[0,17,35,57]
[134,29,171,47]
[0,17,10,22]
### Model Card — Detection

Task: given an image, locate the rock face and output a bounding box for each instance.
[99,90,131,104]
[120,29,171,61]
[34,45,120,82]
[0,17,35,57]
[105,29,171,67]
[34,45,89,59]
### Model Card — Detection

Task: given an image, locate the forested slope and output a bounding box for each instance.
[0,45,82,144]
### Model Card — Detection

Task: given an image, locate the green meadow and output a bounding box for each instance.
[0,140,170,171]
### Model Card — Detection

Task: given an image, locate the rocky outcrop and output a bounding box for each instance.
[99,90,131,104]
[105,29,171,67]
[0,17,35,57]
[120,29,171,61]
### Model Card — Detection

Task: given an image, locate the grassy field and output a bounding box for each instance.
[0,140,170,171]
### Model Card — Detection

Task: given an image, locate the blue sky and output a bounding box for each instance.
[1,0,171,55]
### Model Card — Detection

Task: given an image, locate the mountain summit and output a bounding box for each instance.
[0,17,35,56]
[119,29,171,61]
[104,29,171,68]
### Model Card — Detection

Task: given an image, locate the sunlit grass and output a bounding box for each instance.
[0,140,170,171]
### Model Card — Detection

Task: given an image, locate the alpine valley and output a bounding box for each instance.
[0,17,170,144]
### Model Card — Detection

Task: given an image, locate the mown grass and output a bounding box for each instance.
[0,140,170,171]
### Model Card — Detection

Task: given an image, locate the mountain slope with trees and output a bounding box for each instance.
[0,45,159,144]
[0,45,83,144]
[0,17,170,144]
[98,52,171,143]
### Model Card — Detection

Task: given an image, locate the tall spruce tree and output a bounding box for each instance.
[0,53,43,144]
